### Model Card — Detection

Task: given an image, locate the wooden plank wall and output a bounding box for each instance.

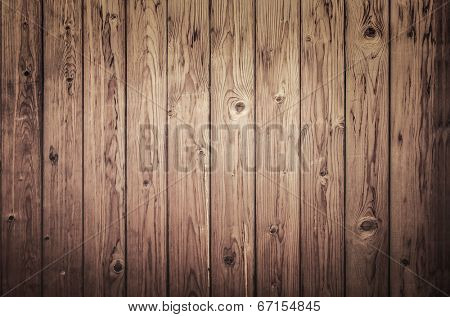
[1,0,449,297]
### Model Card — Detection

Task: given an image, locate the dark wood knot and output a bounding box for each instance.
[113,260,124,274]
[223,255,235,266]
[319,168,328,177]
[143,179,150,187]
[359,219,378,232]
[23,69,31,77]
[49,146,59,165]
[44,235,50,241]
[8,215,15,223]
[363,26,378,39]
[269,224,279,235]
[274,95,285,105]
[400,258,410,266]
[235,102,245,113]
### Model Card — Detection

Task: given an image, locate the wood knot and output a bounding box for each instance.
[110,14,118,20]
[223,255,235,266]
[274,94,285,105]
[319,168,328,177]
[357,217,379,239]
[363,26,378,39]
[113,260,124,274]
[235,101,245,113]
[269,224,279,235]
[49,146,59,165]
[44,235,50,241]
[23,69,31,77]
[8,215,15,223]
[400,258,410,266]
[143,179,150,187]
[305,35,312,42]
[359,219,378,232]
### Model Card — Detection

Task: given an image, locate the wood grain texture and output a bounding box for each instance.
[126,0,167,297]
[210,0,255,297]
[1,0,42,296]
[345,0,389,296]
[391,0,450,296]
[167,0,210,297]
[83,0,126,296]
[256,0,300,296]
[301,0,345,296]
[42,0,83,296]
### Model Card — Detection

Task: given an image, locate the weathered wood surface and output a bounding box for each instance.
[256,0,300,296]
[301,0,345,296]
[0,0,448,297]
[126,0,167,297]
[345,0,389,296]
[43,0,83,296]
[83,0,126,296]
[167,0,210,296]
[210,0,255,297]
[1,0,42,296]
[391,0,450,296]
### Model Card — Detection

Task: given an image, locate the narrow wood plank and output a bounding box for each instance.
[1,0,42,296]
[301,0,345,296]
[83,0,126,296]
[256,0,300,296]
[345,0,389,296]
[126,0,167,296]
[210,0,255,296]
[167,0,210,296]
[42,0,83,296]
[391,0,450,296]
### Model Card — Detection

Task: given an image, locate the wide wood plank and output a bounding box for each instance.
[301,0,345,296]
[167,0,210,296]
[391,0,450,296]
[42,0,83,296]
[345,0,389,296]
[256,0,300,296]
[83,0,126,296]
[210,0,255,296]
[126,0,167,296]
[1,0,42,296]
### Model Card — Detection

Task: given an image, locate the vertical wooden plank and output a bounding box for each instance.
[1,0,42,296]
[301,0,345,296]
[345,0,389,296]
[126,0,167,296]
[167,0,210,296]
[210,0,255,296]
[391,0,450,296]
[83,0,126,296]
[256,0,300,296]
[42,0,83,296]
